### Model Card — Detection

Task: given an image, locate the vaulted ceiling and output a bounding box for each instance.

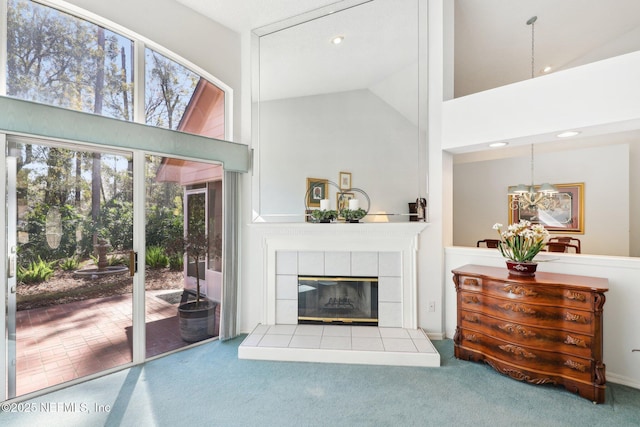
[176,0,640,97]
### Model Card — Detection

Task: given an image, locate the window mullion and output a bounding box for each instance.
[133,40,146,124]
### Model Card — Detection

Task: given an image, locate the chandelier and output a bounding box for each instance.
[509,16,558,211]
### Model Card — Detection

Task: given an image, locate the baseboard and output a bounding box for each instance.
[424,331,445,340]
[607,372,640,390]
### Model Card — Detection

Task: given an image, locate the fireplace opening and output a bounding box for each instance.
[298,276,378,326]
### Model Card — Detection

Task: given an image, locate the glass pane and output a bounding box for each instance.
[10,139,133,397]
[6,0,134,120]
[145,155,223,357]
[145,48,225,138]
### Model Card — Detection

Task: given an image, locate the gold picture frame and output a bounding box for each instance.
[339,171,352,190]
[508,182,584,233]
[306,177,328,208]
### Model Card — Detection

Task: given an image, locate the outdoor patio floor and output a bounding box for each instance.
[15,290,188,397]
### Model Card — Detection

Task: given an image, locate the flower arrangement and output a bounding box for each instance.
[493,220,549,263]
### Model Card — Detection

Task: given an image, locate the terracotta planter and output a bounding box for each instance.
[506,260,538,277]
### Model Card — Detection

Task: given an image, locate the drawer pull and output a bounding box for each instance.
[499,323,536,338]
[565,312,588,324]
[498,344,537,359]
[499,303,536,315]
[564,290,587,302]
[463,333,477,342]
[564,335,588,348]
[503,284,538,297]
[463,278,479,286]
[463,295,480,304]
[463,314,479,323]
[564,359,587,372]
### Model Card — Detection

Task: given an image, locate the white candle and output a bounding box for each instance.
[320,199,330,210]
[349,199,359,210]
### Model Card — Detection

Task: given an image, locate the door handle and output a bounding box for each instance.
[8,253,16,278]
[129,250,138,277]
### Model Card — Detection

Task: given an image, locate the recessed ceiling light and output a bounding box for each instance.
[331,36,344,45]
[542,65,552,73]
[489,142,509,148]
[556,131,581,138]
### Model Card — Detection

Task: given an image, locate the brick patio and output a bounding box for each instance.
[14,290,190,397]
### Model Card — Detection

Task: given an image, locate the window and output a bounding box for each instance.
[6,0,134,120]
[6,0,227,139]
[145,48,225,138]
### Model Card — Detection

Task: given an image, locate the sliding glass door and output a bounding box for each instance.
[2,137,226,400]
[5,137,134,398]
[144,155,223,358]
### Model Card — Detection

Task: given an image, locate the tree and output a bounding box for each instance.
[145,49,198,129]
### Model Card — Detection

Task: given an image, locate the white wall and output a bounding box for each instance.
[257,89,420,220]
[442,50,640,152]
[453,144,631,256]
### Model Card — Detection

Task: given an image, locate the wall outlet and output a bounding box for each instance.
[428,301,436,312]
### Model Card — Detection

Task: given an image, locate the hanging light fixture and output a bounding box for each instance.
[509,16,558,211]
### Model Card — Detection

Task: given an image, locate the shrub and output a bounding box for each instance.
[18,257,55,284]
[146,246,168,269]
[59,256,80,271]
[168,254,184,271]
[107,255,126,266]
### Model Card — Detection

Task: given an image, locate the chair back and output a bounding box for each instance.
[546,242,580,253]
[548,237,581,253]
[477,239,500,249]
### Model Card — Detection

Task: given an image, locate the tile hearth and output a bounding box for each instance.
[238,324,440,367]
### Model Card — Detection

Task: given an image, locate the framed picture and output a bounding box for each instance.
[337,192,354,215]
[509,183,584,233]
[306,178,327,208]
[339,171,352,190]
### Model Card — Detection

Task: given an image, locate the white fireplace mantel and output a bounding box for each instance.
[249,222,428,329]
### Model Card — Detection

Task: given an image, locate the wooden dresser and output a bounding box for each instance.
[452,264,608,403]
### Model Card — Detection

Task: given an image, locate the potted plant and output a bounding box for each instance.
[339,208,367,223]
[493,220,549,276]
[168,222,217,342]
[311,209,338,223]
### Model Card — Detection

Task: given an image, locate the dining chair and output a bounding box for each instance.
[477,239,500,249]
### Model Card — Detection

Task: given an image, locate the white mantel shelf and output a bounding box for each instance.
[248,222,428,250]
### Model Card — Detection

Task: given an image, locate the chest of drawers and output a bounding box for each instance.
[452,264,608,403]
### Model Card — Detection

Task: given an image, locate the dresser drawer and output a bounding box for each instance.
[459,310,594,358]
[458,329,594,383]
[457,275,595,310]
[459,292,595,334]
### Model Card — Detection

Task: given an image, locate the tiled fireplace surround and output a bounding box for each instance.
[239,223,440,367]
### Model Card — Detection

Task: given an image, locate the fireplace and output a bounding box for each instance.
[298,276,378,326]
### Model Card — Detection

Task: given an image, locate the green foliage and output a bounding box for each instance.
[311,209,338,222]
[59,256,80,271]
[18,257,55,284]
[146,246,169,269]
[168,254,184,271]
[77,197,134,257]
[20,204,84,264]
[145,203,184,248]
[107,255,126,266]
[339,208,367,221]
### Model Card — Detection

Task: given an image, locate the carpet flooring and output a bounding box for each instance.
[1,336,638,426]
